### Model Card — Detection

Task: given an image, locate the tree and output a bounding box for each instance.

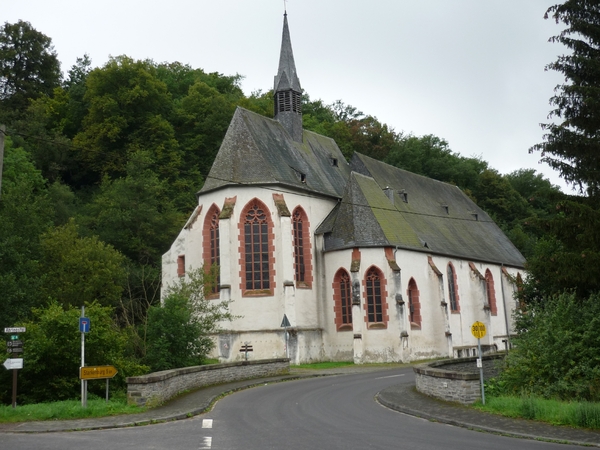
[38,220,127,308]
[531,1,600,197]
[78,153,184,265]
[144,269,232,371]
[0,301,147,404]
[0,138,53,328]
[0,20,61,122]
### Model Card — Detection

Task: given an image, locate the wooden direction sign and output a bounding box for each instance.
[6,347,23,354]
[80,365,118,380]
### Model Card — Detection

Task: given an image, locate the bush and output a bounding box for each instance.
[0,301,147,405]
[497,291,600,401]
[144,269,232,372]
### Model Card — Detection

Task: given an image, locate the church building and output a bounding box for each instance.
[162,13,526,364]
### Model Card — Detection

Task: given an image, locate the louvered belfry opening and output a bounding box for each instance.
[276,90,302,115]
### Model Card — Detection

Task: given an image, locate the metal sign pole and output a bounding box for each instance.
[11,368,17,409]
[81,306,86,408]
[478,337,485,405]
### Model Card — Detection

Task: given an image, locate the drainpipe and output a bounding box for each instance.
[500,264,511,350]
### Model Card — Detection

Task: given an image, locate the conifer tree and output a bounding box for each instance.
[531,1,600,197]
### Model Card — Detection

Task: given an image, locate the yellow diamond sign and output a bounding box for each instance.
[471,321,487,339]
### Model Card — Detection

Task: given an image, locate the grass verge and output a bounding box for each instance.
[474,396,600,430]
[0,398,145,423]
[292,361,356,370]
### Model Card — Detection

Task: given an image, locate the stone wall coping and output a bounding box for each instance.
[127,358,289,384]
[413,354,503,381]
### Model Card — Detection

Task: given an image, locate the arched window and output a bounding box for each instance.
[333,269,352,331]
[364,266,388,327]
[447,263,460,313]
[485,269,497,315]
[203,204,221,297]
[292,206,312,288]
[239,199,274,295]
[407,278,421,329]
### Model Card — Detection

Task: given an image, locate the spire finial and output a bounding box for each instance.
[283,0,287,15]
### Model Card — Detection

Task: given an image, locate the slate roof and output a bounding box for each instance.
[274,13,302,93]
[200,107,350,198]
[316,153,526,268]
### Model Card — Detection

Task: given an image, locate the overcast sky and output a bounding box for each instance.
[6,1,571,191]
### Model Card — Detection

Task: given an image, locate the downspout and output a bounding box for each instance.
[500,264,511,350]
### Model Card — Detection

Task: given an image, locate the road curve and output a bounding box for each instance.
[1,368,585,449]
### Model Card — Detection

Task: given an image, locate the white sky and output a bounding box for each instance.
[5,1,571,191]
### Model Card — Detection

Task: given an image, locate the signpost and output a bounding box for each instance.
[80,307,91,407]
[471,321,487,405]
[3,327,25,408]
[239,343,253,361]
[80,366,118,402]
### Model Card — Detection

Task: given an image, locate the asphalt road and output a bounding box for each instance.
[2,368,584,449]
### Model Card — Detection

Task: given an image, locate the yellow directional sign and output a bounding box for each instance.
[471,321,487,339]
[80,365,118,380]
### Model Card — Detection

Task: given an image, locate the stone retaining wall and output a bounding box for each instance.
[413,355,503,404]
[127,358,290,406]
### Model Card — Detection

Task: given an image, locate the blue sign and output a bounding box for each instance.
[79,317,90,333]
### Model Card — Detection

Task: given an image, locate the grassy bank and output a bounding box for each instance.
[474,396,600,430]
[0,397,145,423]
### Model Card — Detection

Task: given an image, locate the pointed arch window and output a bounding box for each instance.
[203,204,221,297]
[447,263,460,313]
[292,206,312,288]
[239,199,274,295]
[364,267,388,328]
[485,269,497,316]
[407,278,421,329]
[333,269,352,331]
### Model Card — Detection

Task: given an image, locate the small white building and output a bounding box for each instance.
[162,13,525,364]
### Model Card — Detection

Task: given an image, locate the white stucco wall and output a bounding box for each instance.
[162,185,524,364]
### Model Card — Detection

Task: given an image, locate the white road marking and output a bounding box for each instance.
[202,419,213,429]
[375,374,406,379]
[199,436,212,449]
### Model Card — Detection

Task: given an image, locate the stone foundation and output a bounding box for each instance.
[127,358,290,406]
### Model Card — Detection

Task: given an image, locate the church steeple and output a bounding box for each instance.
[274,12,303,142]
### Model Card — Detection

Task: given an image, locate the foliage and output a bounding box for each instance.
[38,220,127,308]
[0,20,61,122]
[78,153,184,265]
[475,394,600,430]
[496,291,600,401]
[531,1,600,196]
[0,139,53,328]
[0,302,147,404]
[0,397,144,423]
[144,269,232,372]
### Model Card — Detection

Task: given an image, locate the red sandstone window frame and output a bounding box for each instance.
[447,262,460,313]
[292,206,312,288]
[407,277,421,329]
[363,266,388,329]
[177,255,185,277]
[203,204,221,299]
[238,199,275,296]
[333,268,352,331]
[485,269,498,316]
